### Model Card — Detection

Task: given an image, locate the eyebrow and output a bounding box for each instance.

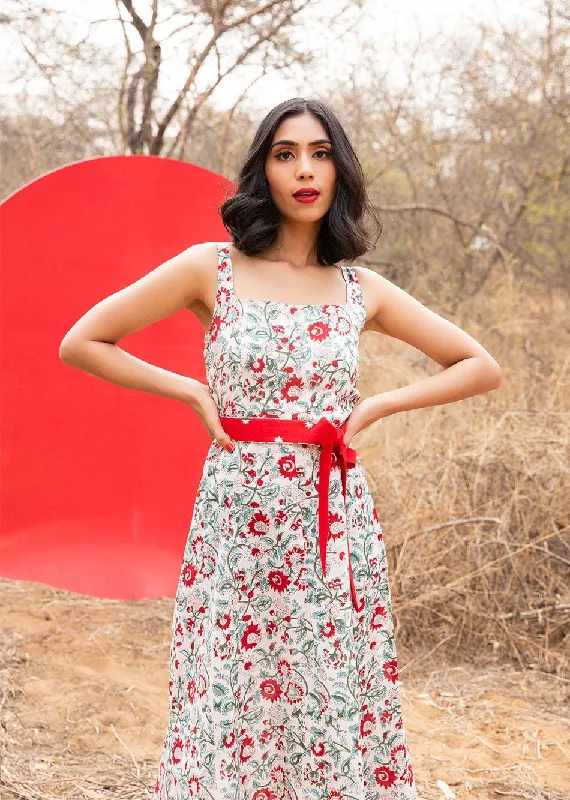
[270,139,332,149]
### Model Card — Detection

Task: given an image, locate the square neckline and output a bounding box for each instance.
[220,242,351,310]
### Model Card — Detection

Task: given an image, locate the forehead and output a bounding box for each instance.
[271,112,328,143]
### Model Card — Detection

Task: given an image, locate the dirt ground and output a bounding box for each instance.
[1,577,569,800]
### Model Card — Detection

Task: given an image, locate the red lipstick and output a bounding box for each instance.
[293,187,320,203]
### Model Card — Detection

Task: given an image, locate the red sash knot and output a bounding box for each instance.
[218,416,363,612]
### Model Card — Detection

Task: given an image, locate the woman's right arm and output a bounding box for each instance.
[58,240,235,450]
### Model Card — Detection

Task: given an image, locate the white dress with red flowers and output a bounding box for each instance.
[152,243,418,800]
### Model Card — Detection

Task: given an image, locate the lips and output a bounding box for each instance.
[293,188,319,197]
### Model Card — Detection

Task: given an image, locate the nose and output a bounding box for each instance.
[296,151,314,180]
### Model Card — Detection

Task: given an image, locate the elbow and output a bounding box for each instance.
[59,346,76,365]
[59,336,84,365]
[485,358,502,390]
[59,339,72,363]
[59,337,111,365]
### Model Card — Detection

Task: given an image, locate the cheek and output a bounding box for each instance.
[265,169,289,204]
[313,160,335,192]
[324,162,337,187]
[266,164,285,189]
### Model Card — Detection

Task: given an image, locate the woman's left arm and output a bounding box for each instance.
[345,267,502,440]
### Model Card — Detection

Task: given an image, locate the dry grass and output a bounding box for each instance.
[356,271,570,679]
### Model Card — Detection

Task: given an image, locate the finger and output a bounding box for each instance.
[213,426,235,451]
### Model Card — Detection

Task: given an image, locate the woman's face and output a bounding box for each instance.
[264,111,337,223]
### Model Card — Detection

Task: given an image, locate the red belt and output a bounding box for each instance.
[218,416,362,612]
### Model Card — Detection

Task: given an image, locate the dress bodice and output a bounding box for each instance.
[204,242,366,426]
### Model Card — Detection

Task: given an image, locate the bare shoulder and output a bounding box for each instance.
[353,263,437,335]
[177,239,219,278]
[351,264,393,333]
[181,240,220,308]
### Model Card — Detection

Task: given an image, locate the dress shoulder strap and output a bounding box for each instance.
[341,265,366,312]
[216,242,236,307]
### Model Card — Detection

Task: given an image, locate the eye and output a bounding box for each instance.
[275,149,331,161]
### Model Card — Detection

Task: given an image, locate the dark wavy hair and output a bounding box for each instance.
[219,97,382,266]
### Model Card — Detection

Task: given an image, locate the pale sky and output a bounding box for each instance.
[2,0,540,112]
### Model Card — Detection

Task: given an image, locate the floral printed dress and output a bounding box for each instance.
[153,243,418,800]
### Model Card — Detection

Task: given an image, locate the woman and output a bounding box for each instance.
[60,97,501,799]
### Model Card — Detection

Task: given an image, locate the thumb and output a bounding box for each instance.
[213,424,235,452]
